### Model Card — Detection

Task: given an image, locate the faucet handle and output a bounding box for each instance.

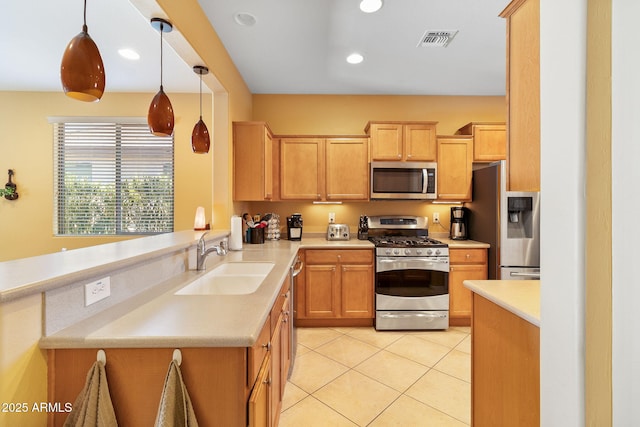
[218,240,228,255]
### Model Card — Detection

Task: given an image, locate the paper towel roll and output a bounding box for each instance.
[229,215,243,250]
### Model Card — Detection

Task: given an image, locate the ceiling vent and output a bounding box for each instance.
[417,30,459,48]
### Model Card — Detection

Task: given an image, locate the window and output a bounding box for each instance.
[53,118,174,236]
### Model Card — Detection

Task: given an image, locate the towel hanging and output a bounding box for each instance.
[154,353,198,427]
[64,353,118,427]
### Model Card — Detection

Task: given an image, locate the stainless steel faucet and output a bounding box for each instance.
[196,232,228,270]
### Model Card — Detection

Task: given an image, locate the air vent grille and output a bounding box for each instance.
[417,30,459,48]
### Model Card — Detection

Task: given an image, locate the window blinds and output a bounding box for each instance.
[53,121,174,235]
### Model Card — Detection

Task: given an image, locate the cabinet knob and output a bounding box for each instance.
[264,377,271,385]
[397,154,402,158]
[262,341,271,351]
[466,253,471,259]
[407,154,412,158]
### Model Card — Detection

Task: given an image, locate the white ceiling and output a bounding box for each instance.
[1,0,508,96]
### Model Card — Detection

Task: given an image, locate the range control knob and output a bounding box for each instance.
[435,249,441,255]
[416,249,423,255]
[385,249,392,255]
[426,248,433,256]
[404,248,411,255]
[393,249,400,255]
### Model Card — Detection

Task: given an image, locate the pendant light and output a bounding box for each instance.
[148,18,174,137]
[191,65,211,154]
[60,0,105,102]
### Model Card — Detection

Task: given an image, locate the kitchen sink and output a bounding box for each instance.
[175,262,275,295]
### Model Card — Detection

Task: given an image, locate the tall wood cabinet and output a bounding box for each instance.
[501,0,540,191]
[436,135,473,201]
[295,249,374,327]
[233,122,274,201]
[449,248,488,326]
[366,121,438,161]
[279,137,369,201]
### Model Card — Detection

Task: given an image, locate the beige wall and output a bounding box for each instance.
[247,94,506,232]
[0,91,213,261]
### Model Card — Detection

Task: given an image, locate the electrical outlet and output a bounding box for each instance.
[329,212,336,223]
[84,277,111,306]
[433,212,440,224]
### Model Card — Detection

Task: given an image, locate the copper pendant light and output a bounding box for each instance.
[148,18,174,137]
[60,0,105,102]
[191,65,211,154]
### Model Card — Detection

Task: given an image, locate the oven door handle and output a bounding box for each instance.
[379,312,448,319]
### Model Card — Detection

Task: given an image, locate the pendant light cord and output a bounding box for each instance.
[82,0,88,32]
[199,74,203,119]
[159,21,164,89]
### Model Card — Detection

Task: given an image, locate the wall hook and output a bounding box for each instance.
[4,169,18,200]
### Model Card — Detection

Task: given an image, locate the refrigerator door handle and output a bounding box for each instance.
[509,271,541,279]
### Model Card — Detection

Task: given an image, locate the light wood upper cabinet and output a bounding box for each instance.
[501,0,540,191]
[436,135,473,201]
[456,122,506,162]
[233,122,274,201]
[366,121,438,161]
[280,137,369,201]
[325,138,369,200]
[280,138,324,200]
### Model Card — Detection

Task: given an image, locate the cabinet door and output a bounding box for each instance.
[270,312,282,427]
[248,353,271,427]
[404,123,437,161]
[280,295,291,396]
[304,264,339,318]
[473,124,506,161]
[340,264,374,318]
[502,0,540,191]
[437,136,473,201]
[326,138,369,200]
[280,138,325,200]
[449,264,487,324]
[233,122,274,201]
[368,123,404,160]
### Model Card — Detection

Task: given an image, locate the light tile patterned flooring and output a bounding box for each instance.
[280,326,471,426]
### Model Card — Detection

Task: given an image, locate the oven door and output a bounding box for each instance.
[375,257,449,298]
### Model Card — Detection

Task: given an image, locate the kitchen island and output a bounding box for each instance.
[464,280,540,427]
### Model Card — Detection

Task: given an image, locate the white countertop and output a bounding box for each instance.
[21,231,491,350]
[463,280,540,326]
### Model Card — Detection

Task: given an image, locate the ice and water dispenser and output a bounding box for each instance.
[506,196,535,238]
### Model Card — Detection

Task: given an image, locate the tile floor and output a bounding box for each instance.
[280,326,471,427]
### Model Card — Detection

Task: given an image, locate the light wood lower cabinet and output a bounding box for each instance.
[471,293,540,426]
[295,249,374,327]
[449,248,488,326]
[47,279,292,427]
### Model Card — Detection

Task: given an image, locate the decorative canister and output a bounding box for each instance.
[266,213,281,240]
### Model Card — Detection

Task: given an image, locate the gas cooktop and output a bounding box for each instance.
[368,236,446,248]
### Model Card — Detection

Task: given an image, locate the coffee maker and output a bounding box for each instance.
[286,213,303,241]
[450,207,469,240]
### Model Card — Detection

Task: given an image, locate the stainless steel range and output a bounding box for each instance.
[368,216,449,330]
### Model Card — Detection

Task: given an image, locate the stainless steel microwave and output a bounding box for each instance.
[370,161,437,200]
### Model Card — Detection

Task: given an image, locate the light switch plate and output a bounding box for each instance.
[84,277,111,306]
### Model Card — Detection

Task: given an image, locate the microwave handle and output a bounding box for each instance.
[422,169,428,194]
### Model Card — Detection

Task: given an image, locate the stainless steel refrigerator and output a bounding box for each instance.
[466,161,540,280]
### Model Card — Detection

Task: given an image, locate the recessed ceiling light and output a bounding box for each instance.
[118,48,140,60]
[360,0,383,13]
[234,12,257,26]
[346,53,364,64]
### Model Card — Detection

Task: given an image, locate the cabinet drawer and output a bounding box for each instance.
[248,315,271,388]
[305,249,373,265]
[449,248,487,264]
